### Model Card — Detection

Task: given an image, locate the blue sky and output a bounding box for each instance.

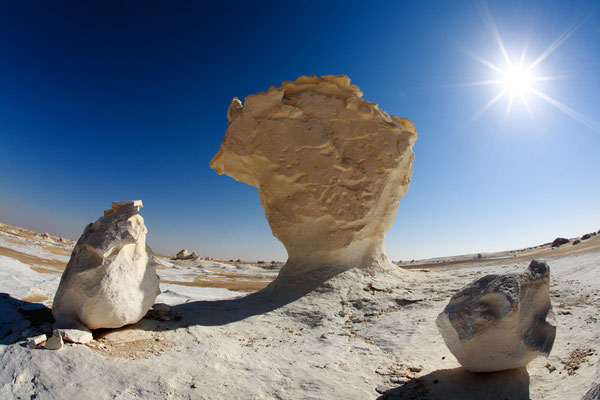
[1,0,599,261]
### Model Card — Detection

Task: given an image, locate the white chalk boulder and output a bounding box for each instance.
[436,260,556,372]
[52,200,160,330]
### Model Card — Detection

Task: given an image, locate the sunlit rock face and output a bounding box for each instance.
[210,75,417,284]
[52,201,160,330]
[436,260,556,372]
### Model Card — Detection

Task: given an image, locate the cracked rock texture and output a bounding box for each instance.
[210,75,417,285]
[52,201,160,330]
[436,259,556,372]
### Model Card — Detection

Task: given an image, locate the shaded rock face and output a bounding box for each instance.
[210,75,417,283]
[436,260,556,372]
[52,201,160,330]
[551,237,569,247]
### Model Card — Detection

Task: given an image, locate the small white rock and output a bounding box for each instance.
[26,334,47,348]
[45,331,63,350]
[58,328,93,344]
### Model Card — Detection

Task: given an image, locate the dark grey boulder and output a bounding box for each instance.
[551,237,569,247]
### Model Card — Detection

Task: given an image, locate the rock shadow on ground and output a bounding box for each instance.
[165,277,328,328]
[0,293,54,345]
[378,367,530,400]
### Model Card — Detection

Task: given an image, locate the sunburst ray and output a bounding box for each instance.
[479,0,511,68]
[467,88,508,124]
[528,14,593,71]
[459,1,599,131]
[460,47,504,74]
[531,89,600,132]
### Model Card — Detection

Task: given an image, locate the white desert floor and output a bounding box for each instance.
[0,221,598,399]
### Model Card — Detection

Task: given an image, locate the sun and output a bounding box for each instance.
[461,1,599,131]
[502,67,532,95]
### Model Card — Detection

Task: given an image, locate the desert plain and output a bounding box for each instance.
[0,220,598,399]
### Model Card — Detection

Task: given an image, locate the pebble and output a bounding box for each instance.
[58,328,93,344]
[26,334,47,348]
[45,332,64,350]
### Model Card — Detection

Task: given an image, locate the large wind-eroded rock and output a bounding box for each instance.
[52,201,160,331]
[436,260,556,372]
[210,75,417,284]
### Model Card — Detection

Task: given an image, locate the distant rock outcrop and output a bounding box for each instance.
[176,249,191,259]
[210,75,417,285]
[52,200,160,331]
[436,260,556,372]
[551,237,569,247]
[176,249,198,260]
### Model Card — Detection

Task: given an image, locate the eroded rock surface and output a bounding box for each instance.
[436,260,556,372]
[52,200,160,330]
[210,75,417,284]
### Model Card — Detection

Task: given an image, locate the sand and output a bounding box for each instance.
[0,221,598,399]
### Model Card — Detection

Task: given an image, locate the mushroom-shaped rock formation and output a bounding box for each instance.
[52,200,160,330]
[436,260,556,372]
[210,75,417,286]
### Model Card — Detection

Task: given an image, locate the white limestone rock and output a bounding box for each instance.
[26,334,47,348]
[210,75,417,285]
[52,200,160,330]
[57,329,92,344]
[45,331,63,350]
[436,260,556,372]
